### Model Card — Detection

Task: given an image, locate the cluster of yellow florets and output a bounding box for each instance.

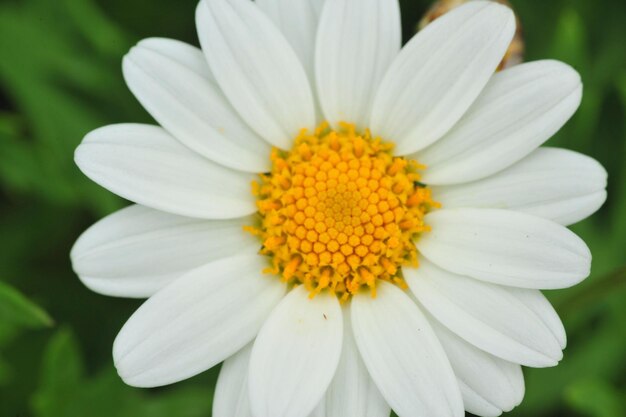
[248,122,439,301]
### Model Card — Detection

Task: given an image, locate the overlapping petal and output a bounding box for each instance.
[113,254,286,387]
[213,344,254,417]
[311,307,390,417]
[123,39,271,172]
[256,0,325,82]
[75,124,256,219]
[249,286,343,417]
[351,281,464,417]
[429,319,525,417]
[71,205,258,298]
[406,258,565,367]
[417,209,591,289]
[370,1,515,155]
[418,60,583,184]
[432,147,607,225]
[315,0,401,130]
[137,38,216,82]
[196,0,315,149]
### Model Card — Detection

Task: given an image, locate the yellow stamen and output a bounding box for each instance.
[249,122,439,300]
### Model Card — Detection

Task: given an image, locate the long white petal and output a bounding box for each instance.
[432,147,607,226]
[112,254,286,387]
[249,286,343,417]
[312,306,390,417]
[520,191,606,228]
[214,340,363,417]
[406,259,563,367]
[370,1,515,155]
[351,281,464,417]
[71,205,258,298]
[417,208,591,289]
[75,124,256,219]
[196,0,315,149]
[137,38,216,82]
[418,60,582,184]
[213,344,254,417]
[256,0,325,83]
[315,0,401,130]
[509,286,567,349]
[428,318,525,417]
[123,39,270,172]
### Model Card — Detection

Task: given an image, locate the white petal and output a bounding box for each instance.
[309,406,325,417]
[351,281,464,417]
[196,0,315,149]
[256,0,325,83]
[137,37,216,83]
[418,60,583,184]
[312,306,390,417]
[70,205,258,298]
[123,40,271,173]
[432,148,608,226]
[428,319,525,417]
[406,258,563,367]
[249,286,343,417]
[315,0,401,130]
[213,343,254,417]
[417,208,591,289]
[459,383,503,417]
[370,1,515,155]
[523,191,607,228]
[113,254,286,387]
[213,340,360,417]
[509,287,567,350]
[75,124,256,219]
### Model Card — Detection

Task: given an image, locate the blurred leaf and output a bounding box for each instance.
[549,8,588,67]
[31,329,212,417]
[0,281,53,329]
[0,111,20,135]
[617,72,626,114]
[0,281,51,389]
[565,378,624,417]
[0,356,10,385]
[31,328,84,417]
[548,9,595,149]
[0,0,132,215]
[63,0,129,57]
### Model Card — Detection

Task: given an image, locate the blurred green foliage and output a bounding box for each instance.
[0,0,625,416]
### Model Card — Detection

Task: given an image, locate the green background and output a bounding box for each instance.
[0,0,625,416]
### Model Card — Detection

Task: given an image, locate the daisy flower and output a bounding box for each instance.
[71,0,607,416]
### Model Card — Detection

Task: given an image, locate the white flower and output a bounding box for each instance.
[70,0,607,416]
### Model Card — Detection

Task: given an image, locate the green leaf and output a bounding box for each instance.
[0,0,131,215]
[0,281,53,329]
[617,72,626,112]
[0,356,11,385]
[31,329,213,417]
[0,111,21,136]
[549,8,587,68]
[565,378,624,417]
[31,328,85,417]
[62,0,129,57]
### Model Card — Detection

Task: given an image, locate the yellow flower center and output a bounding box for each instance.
[248,122,439,301]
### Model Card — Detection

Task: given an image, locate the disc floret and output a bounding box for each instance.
[249,122,439,301]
